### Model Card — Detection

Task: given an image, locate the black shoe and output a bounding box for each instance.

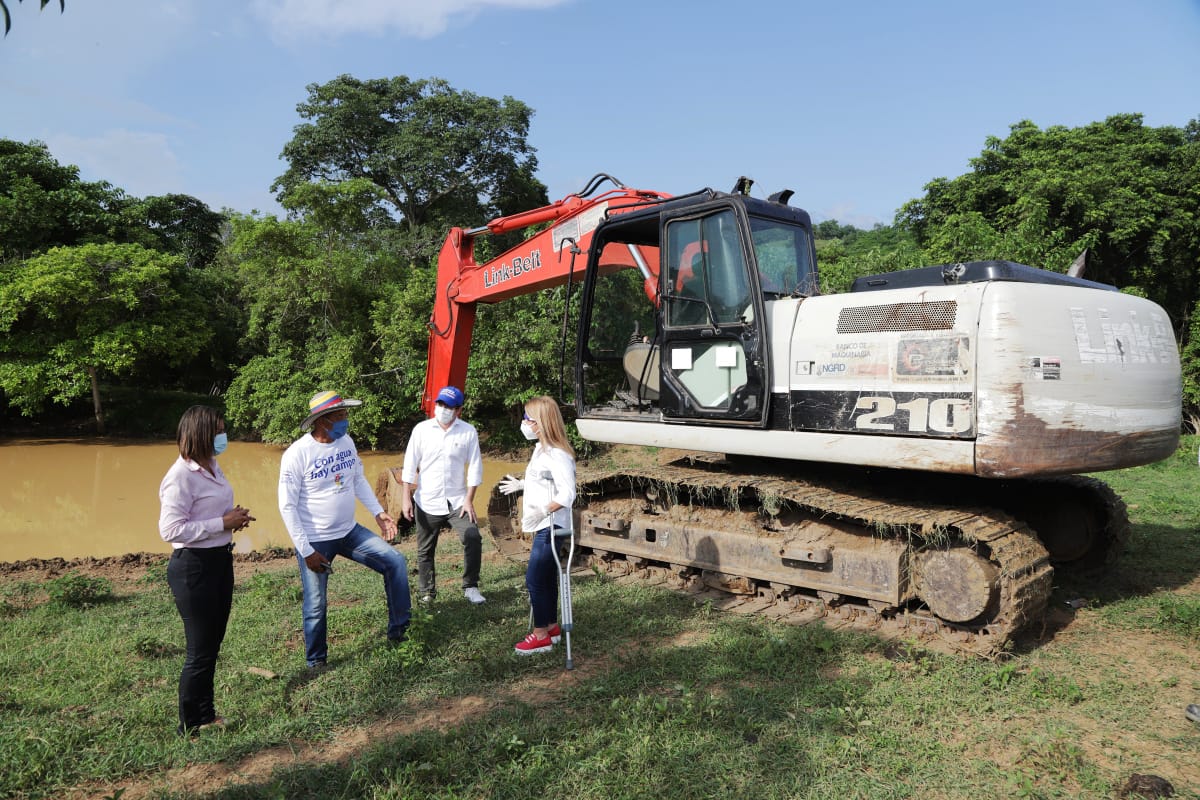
[388,628,409,646]
[307,660,328,673]
[1186,704,1200,723]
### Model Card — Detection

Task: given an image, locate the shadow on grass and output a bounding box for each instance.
[151,572,887,800]
[1026,520,1200,652]
[1055,521,1200,602]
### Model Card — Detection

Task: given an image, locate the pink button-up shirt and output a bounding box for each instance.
[158,455,234,549]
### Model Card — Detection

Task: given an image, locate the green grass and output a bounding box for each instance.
[2,441,1199,799]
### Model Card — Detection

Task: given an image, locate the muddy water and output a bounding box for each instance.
[0,439,519,562]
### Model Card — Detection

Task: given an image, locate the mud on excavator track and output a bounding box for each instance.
[487,455,1130,657]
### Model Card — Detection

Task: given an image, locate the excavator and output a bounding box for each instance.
[421,174,1182,654]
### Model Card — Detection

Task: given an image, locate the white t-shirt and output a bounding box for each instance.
[279,433,383,557]
[400,417,483,514]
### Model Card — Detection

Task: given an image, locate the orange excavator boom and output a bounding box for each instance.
[421,177,670,414]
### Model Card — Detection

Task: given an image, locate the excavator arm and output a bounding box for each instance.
[421,176,670,414]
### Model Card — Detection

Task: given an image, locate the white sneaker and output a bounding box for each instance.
[464,587,486,605]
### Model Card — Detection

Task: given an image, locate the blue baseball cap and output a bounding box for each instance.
[436,386,464,408]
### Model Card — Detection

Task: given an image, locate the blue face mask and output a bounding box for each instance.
[329,419,350,441]
[213,432,228,455]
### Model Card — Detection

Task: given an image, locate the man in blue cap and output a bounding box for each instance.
[400,386,486,604]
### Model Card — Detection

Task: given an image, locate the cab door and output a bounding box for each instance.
[658,207,768,423]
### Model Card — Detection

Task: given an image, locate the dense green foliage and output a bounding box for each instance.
[0,140,134,260]
[813,222,926,294]
[273,74,544,237]
[0,439,1197,799]
[897,114,1200,427]
[898,114,1200,326]
[0,242,212,430]
[2,100,1199,438]
[214,74,553,444]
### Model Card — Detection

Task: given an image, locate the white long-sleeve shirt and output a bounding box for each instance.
[401,417,483,514]
[278,434,383,557]
[522,443,576,532]
[158,456,234,549]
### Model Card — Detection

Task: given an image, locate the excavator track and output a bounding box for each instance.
[979,474,1130,572]
[488,458,1086,657]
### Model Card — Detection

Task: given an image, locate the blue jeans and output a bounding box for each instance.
[296,524,411,666]
[526,527,562,628]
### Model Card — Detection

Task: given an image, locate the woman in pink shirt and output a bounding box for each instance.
[158,405,253,736]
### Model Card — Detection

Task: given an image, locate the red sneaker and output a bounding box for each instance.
[514,632,554,655]
[547,623,562,644]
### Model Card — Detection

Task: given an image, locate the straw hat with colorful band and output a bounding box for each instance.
[301,390,362,431]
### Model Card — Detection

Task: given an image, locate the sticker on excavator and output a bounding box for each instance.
[1024,356,1063,380]
[895,334,970,379]
[552,202,609,252]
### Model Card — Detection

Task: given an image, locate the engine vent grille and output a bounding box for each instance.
[837,300,957,333]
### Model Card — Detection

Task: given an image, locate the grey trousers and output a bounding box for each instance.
[413,501,482,597]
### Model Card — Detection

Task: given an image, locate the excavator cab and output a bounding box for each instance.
[576,191,817,426]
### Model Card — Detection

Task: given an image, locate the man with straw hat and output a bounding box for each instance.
[279,390,411,669]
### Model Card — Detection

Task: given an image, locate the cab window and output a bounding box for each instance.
[749,215,817,297]
[665,210,751,327]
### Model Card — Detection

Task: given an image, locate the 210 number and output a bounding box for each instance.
[852,396,972,434]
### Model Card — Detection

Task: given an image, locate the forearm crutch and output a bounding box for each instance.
[551,517,575,670]
[532,470,576,670]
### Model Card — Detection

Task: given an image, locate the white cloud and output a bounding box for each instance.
[46,131,184,199]
[251,0,568,42]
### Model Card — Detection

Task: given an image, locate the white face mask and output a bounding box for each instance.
[520,420,538,440]
[435,406,457,426]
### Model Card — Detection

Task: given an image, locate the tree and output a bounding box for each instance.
[220,212,410,445]
[273,75,542,237]
[0,243,211,432]
[897,114,1200,329]
[813,220,923,294]
[1,0,62,37]
[241,74,552,439]
[0,139,135,260]
[126,193,226,268]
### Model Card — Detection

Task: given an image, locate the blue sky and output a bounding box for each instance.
[2,0,1198,229]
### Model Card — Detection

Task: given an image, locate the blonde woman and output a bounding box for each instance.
[498,396,576,654]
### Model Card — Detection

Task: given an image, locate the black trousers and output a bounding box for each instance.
[413,502,482,598]
[167,546,233,733]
